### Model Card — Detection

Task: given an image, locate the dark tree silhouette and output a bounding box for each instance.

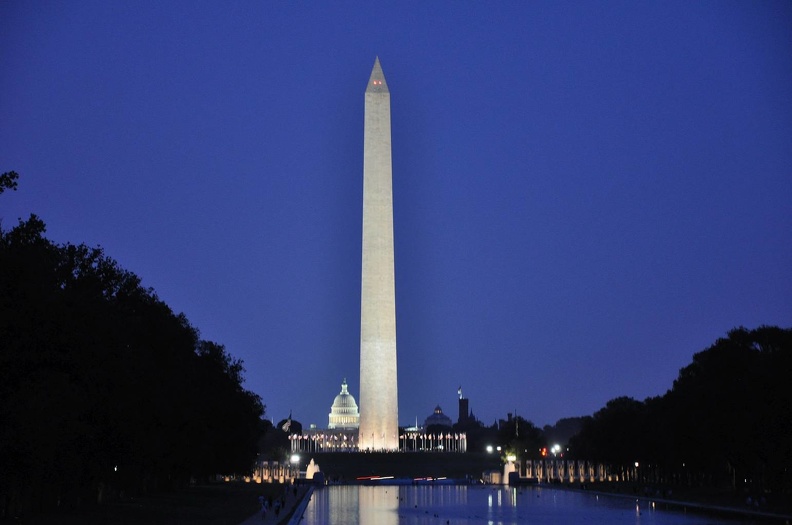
[543,417,583,449]
[0,212,265,518]
[568,396,647,464]
[567,326,792,493]
[497,415,545,460]
[663,326,792,491]
[0,170,18,194]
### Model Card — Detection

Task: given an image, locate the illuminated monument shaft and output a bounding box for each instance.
[359,58,398,451]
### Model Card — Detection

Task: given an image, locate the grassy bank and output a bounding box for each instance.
[23,482,281,525]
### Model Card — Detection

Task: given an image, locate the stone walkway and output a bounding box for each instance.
[238,485,313,525]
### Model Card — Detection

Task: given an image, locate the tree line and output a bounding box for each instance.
[451,326,790,497]
[1,173,265,518]
[475,326,791,495]
[567,326,791,493]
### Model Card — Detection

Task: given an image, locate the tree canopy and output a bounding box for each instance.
[568,326,792,492]
[0,211,264,517]
[0,170,18,194]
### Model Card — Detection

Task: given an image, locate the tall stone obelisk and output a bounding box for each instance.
[358,57,399,451]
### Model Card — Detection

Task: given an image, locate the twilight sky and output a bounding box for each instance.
[2,1,790,430]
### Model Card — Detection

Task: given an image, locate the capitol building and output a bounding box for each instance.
[289,379,467,454]
[291,379,360,452]
[327,379,359,430]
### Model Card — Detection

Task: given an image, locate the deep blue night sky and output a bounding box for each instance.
[2,1,790,430]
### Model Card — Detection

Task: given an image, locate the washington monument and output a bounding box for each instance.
[358,57,399,451]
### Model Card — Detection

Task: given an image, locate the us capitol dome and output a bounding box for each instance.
[328,378,360,429]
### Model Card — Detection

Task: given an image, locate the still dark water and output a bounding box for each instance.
[301,485,749,524]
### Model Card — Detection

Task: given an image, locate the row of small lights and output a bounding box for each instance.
[486,443,565,460]
[485,445,641,470]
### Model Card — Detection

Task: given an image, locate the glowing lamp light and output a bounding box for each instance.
[290,454,300,464]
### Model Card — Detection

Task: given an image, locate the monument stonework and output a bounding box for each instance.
[358,58,399,451]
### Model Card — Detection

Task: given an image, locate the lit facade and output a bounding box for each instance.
[359,57,399,451]
[328,378,360,429]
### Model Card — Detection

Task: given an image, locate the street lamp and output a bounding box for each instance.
[290,454,300,481]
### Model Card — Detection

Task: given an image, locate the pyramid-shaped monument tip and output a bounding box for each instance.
[366,57,388,93]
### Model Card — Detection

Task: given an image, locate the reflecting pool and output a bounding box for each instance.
[302,485,749,524]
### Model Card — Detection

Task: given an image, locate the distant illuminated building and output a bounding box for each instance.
[424,405,453,429]
[291,379,360,453]
[457,385,475,425]
[402,407,466,452]
[328,378,360,429]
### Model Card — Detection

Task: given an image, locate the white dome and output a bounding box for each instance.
[328,379,360,429]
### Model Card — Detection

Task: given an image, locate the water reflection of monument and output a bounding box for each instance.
[358,486,398,525]
[303,485,682,524]
[304,486,398,525]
